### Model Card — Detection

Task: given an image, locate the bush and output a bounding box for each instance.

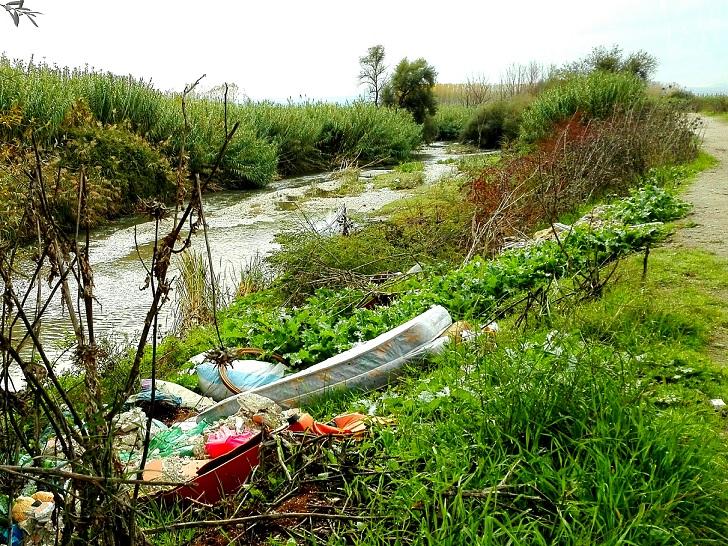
[0,57,424,191]
[269,180,473,298]
[520,71,646,143]
[433,104,473,140]
[469,104,698,251]
[692,94,728,114]
[60,102,175,203]
[461,100,524,148]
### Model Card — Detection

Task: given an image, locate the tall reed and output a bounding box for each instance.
[0,56,423,188]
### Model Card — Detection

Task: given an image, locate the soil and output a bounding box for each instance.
[671,116,728,257]
[670,115,728,364]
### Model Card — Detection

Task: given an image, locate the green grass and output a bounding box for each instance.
[520,71,647,143]
[455,152,501,177]
[373,170,424,190]
[151,248,728,545]
[302,249,728,545]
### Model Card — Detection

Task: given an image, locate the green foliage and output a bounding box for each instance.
[460,100,524,148]
[563,45,658,81]
[520,71,647,142]
[60,102,175,204]
[373,170,423,190]
[611,184,691,224]
[0,57,423,190]
[271,178,472,299]
[241,248,728,545]
[433,104,473,140]
[455,152,501,177]
[674,92,728,115]
[337,326,728,543]
[170,185,682,372]
[394,161,424,173]
[382,58,438,124]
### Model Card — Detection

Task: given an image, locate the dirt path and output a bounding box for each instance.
[671,116,728,257]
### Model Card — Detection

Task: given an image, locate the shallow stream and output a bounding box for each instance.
[7,144,475,386]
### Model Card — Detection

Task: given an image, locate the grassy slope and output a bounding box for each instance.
[293,252,728,546]
[297,157,728,543]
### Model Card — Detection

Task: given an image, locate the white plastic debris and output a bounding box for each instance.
[710,398,726,409]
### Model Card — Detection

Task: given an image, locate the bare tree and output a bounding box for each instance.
[463,73,491,107]
[499,62,546,98]
[0,77,239,545]
[358,45,387,106]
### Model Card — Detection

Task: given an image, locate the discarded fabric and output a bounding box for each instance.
[194,354,287,401]
[141,379,215,410]
[288,412,368,436]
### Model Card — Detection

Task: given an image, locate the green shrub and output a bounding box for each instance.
[520,71,647,142]
[611,184,691,224]
[460,100,524,148]
[693,94,728,114]
[433,104,473,140]
[60,103,175,202]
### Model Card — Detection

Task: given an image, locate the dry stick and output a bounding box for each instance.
[79,169,95,345]
[174,74,206,227]
[12,254,78,352]
[74,167,86,340]
[0,341,73,457]
[1,290,84,452]
[642,244,650,282]
[115,120,239,415]
[29,133,83,345]
[143,512,378,534]
[133,216,161,502]
[0,464,187,487]
[195,174,223,349]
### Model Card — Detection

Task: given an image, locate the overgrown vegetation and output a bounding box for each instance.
[460,100,525,148]
[469,104,698,251]
[298,248,728,544]
[150,188,728,545]
[3,43,724,545]
[0,56,423,242]
[519,71,647,143]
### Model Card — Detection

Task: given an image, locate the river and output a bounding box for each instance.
[5,143,477,388]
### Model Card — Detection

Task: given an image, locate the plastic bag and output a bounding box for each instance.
[193,354,287,402]
[140,379,214,410]
[204,426,257,458]
[147,421,208,458]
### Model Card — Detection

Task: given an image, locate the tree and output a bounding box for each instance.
[2,1,40,26]
[564,45,658,82]
[622,50,658,81]
[381,57,437,124]
[359,45,387,106]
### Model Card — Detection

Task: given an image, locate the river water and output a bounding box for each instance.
[5,144,473,387]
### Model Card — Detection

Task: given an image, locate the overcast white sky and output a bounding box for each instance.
[2,0,727,100]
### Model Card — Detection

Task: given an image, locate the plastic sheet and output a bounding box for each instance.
[193,355,287,402]
[204,426,257,458]
[198,305,452,418]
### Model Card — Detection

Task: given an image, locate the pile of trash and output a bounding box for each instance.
[3,305,502,543]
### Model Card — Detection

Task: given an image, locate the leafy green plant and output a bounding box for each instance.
[433,104,473,140]
[460,100,524,148]
[611,185,691,224]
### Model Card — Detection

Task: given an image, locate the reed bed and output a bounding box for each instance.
[0,56,422,188]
